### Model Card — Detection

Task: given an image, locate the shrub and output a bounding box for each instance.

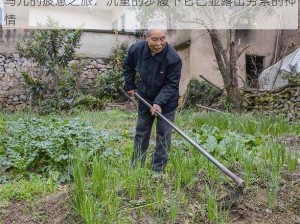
[97,42,129,102]
[38,98,59,115]
[183,79,223,109]
[16,17,83,111]
[98,70,125,101]
[74,95,104,110]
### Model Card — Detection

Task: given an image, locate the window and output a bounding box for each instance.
[246,54,264,89]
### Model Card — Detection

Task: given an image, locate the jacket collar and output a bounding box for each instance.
[144,41,168,63]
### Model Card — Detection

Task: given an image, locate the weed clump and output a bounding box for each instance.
[183,79,223,110]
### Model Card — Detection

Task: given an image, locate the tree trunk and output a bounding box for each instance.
[227,32,241,112]
[208,29,241,112]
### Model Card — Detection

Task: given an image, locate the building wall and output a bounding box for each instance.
[0,29,137,58]
[3,4,29,28]
[173,28,300,92]
[4,3,138,30]
[28,8,112,30]
[111,7,139,31]
[190,30,224,89]
[0,29,28,54]
[280,3,300,55]
[279,29,300,55]
[236,30,278,86]
[4,4,115,29]
[177,47,191,96]
[76,31,137,58]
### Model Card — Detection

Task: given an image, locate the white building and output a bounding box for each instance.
[2,0,138,30]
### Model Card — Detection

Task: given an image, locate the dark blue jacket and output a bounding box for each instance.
[123,41,182,115]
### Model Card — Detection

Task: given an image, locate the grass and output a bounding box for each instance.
[177,111,300,136]
[0,175,57,202]
[77,110,136,131]
[68,110,300,223]
[0,109,299,223]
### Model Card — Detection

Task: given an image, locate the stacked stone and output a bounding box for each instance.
[0,91,30,111]
[0,53,31,111]
[0,53,113,112]
[0,53,33,92]
[241,87,300,120]
[73,58,113,94]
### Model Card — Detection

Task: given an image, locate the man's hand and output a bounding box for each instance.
[151,104,162,116]
[127,90,136,97]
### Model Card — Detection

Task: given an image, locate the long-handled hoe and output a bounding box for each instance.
[123,90,245,207]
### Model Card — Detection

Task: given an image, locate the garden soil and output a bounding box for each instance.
[0,137,299,224]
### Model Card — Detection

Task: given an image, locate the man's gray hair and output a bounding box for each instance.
[145,21,167,37]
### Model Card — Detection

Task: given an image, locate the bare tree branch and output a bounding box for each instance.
[199,74,224,91]
[237,44,250,58]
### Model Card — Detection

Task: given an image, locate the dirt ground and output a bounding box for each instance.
[0,189,80,224]
[1,171,298,224]
[0,137,299,224]
[229,136,300,224]
[230,173,300,224]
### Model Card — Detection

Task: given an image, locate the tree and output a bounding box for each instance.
[207,29,248,111]
[134,4,280,111]
[16,17,82,110]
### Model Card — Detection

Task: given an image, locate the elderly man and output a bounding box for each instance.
[123,22,182,172]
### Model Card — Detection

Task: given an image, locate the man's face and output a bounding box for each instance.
[147,29,167,54]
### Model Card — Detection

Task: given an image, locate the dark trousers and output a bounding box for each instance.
[131,110,176,172]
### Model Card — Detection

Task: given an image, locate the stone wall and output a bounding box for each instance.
[0,90,29,111]
[70,57,112,93]
[0,53,112,111]
[241,86,300,120]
